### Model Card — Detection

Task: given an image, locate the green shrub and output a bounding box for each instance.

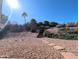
[52,33,58,38]
[65,34,78,40]
[0,30,6,39]
[47,33,52,38]
[43,28,78,40]
[43,31,49,37]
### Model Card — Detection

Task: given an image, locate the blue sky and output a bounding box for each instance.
[2,0,78,24]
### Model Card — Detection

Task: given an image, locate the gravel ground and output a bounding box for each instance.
[0,32,64,59]
[42,38,78,56]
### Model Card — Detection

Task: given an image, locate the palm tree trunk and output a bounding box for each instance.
[24,17,26,24]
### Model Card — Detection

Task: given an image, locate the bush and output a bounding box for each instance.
[43,31,50,37]
[0,29,7,39]
[51,33,58,38]
[0,31,4,39]
[65,34,78,40]
[47,33,52,38]
[44,28,78,40]
[31,29,37,33]
[43,31,59,38]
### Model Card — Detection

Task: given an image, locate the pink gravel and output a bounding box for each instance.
[0,32,77,59]
[0,32,64,59]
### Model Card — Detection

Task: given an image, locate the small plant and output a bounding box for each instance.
[47,33,52,38]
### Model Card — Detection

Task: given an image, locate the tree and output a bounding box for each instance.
[44,20,49,26]
[75,22,78,27]
[37,22,44,28]
[25,22,31,31]
[49,22,58,27]
[30,18,37,32]
[22,12,28,24]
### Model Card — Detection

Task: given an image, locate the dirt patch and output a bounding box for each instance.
[42,38,78,56]
[0,32,64,59]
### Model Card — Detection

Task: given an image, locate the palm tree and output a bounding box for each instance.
[22,12,28,24]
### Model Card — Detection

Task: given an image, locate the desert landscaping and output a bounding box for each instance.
[0,32,77,59]
[0,0,78,59]
[0,14,78,59]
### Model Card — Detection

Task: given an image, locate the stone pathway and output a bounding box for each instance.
[41,39,77,59]
[61,52,77,59]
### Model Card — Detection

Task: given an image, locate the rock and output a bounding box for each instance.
[48,43,56,46]
[61,52,77,59]
[53,46,65,50]
[42,40,49,44]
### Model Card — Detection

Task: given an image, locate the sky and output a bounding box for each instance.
[2,0,78,24]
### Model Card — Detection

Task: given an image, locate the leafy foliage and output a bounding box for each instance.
[44,27,78,40]
[44,20,49,26]
[22,12,28,24]
[30,18,37,32]
[49,22,58,27]
[0,18,78,40]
